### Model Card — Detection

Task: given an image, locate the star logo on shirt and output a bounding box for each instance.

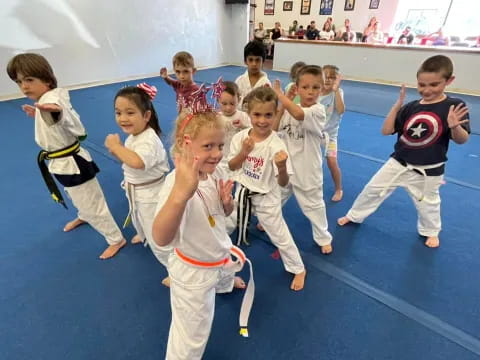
[409,123,427,138]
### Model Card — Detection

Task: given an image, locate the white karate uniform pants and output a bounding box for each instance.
[281,184,332,246]
[64,177,123,245]
[346,158,443,237]
[227,190,305,275]
[165,254,235,360]
[125,182,172,267]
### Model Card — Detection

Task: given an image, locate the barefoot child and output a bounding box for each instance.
[104,84,172,282]
[228,87,306,291]
[338,55,470,248]
[152,110,252,359]
[160,51,199,112]
[318,65,346,201]
[7,53,125,259]
[218,81,251,172]
[273,65,333,255]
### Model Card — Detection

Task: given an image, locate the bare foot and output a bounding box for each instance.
[425,236,440,248]
[290,270,306,291]
[256,223,265,232]
[131,234,144,245]
[321,244,333,255]
[331,190,343,202]
[161,276,171,288]
[99,239,126,260]
[63,218,86,232]
[234,276,246,289]
[337,216,351,226]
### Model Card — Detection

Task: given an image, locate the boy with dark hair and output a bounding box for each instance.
[160,51,199,111]
[235,41,271,108]
[338,55,470,248]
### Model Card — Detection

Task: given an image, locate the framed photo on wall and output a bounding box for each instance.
[369,0,379,9]
[319,0,334,15]
[264,0,275,15]
[283,1,293,11]
[301,0,311,15]
[344,0,355,11]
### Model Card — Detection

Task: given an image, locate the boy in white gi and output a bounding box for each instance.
[235,40,271,108]
[273,65,333,255]
[7,53,125,259]
[228,87,307,291]
[338,55,470,248]
[153,110,252,360]
[105,84,172,284]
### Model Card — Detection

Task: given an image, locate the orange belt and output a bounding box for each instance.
[174,245,254,337]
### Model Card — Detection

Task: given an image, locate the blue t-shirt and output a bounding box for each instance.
[318,89,344,138]
[391,96,470,175]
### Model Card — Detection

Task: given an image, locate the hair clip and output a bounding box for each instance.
[137,82,157,100]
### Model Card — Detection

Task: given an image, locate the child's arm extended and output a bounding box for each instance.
[228,136,254,171]
[22,103,63,123]
[448,103,470,144]
[105,134,145,169]
[160,67,175,86]
[275,150,289,187]
[332,76,345,115]
[219,179,234,216]
[153,138,200,246]
[273,79,305,121]
[382,84,406,135]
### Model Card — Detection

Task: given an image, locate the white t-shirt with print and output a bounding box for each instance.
[228,128,293,194]
[123,127,170,184]
[278,103,326,190]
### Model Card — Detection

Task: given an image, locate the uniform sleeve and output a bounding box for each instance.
[394,103,409,135]
[228,131,243,162]
[303,103,327,136]
[134,133,165,171]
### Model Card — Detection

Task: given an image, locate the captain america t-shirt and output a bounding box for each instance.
[391,97,470,175]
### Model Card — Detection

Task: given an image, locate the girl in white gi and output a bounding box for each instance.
[228,87,307,291]
[7,53,125,259]
[218,81,251,172]
[318,65,345,202]
[273,65,333,255]
[104,85,172,283]
[152,110,250,360]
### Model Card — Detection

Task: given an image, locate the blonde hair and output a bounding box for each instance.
[171,111,225,155]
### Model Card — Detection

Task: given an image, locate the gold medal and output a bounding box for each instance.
[208,215,216,227]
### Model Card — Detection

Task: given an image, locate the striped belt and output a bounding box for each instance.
[174,246,255,337]
[37,141,81,209]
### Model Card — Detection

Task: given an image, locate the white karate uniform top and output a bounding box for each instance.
[156,168,236,360]
[278,103,327,190]
[35,88,92,174]
[219,110,251,172]
[123,127,171,266]
[235,70,271,106]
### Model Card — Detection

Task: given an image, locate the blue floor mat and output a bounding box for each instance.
[1,65,479,360]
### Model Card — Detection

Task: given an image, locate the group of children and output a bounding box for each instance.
[6,39,470,359]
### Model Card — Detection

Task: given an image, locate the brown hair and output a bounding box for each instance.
[417,55,453,80]
[245,87,278,113]
[172,51,195,69]
[222,81,240,99]
[289,61,306,82]
[7,53,57,88]
[322,64,339,74]
[296,65,323,85]
[171,111,225,155]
